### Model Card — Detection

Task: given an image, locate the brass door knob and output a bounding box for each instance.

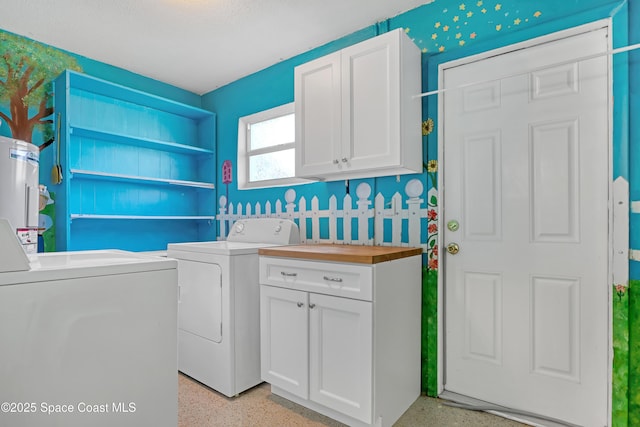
[446,243,460,255]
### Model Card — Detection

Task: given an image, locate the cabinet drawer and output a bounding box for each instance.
[259,257,373,301]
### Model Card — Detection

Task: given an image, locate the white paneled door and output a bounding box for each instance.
[442,26,610,426]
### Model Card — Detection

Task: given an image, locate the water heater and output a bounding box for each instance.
[0,135,40,255]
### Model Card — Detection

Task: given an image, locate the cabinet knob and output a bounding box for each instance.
[297,302,304,308]
[333,159,339,164]
[309,303,316,309]
[341,158,348,163]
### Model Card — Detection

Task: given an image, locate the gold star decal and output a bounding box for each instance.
[470,32,477,39]
[467,11,473,17]
[435,22,441,28]
[481,8,487,13]
[432,33,438,40]
[495,3,502,11]
[496,24,502,31]
[514,18,521,25]
[476,0,483,6]
[534,11,542,17]
[443,25,450,31]
[459,4,466,11]
[459,40,466,46]
[422,47,428,53]
[439,46,446,52]
[455,33,462,39]
[453,15,460,22]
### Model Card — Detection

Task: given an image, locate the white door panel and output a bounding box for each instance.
[443,26,609,427]
[309,293,372,423]
[260,285,309,399]
[342,33,401,170]
[177,259,222,343]
[294,52,342,176]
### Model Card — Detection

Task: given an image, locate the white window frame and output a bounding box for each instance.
[237,102,311,189]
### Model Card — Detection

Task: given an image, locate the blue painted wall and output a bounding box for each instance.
[1,0,639,423]
[201,26,390,241]
[202,0,633,239]
[201,0,637,424]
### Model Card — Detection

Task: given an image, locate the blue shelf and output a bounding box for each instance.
[70,214,216,220]
[66,70,212,119]
[70,126,214,156]
[70,169,215,189]
[54,70,217,251]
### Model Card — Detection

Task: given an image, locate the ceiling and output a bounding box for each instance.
[1,0,432,95]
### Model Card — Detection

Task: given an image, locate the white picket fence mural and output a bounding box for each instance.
[217,179,438,254]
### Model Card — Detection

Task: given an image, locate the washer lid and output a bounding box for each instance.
[0,250,177,286]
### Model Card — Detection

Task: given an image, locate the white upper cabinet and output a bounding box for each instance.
[295,28,422,181]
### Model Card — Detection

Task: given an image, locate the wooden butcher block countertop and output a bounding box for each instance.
[258,244,422,264]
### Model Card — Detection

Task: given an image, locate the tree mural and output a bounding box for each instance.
[0,31,82,143]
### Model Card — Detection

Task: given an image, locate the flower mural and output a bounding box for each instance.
[426,160,438,188]
[422,117,434,136]
[426,195,438,270]
[427,208,438,220]
[422,118,439,272]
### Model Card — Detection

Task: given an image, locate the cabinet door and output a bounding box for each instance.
[341,31,401,172]
[295,52,342,177]
[309,293,373,423]
[260,285,309,399]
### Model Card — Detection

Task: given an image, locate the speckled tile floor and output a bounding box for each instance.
[178,373,526,427]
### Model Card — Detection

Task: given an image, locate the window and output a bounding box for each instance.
[237,102,310,189]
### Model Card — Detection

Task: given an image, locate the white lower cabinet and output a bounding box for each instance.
[261,286,372,422]
[259,252,421,427]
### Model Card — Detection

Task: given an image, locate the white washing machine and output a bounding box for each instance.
[0,219,178,427]
[167,218,299,397]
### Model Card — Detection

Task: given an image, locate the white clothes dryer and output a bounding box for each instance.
[167,218,299,397]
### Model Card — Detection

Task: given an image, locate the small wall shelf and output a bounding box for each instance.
[66,70,213,119]
[70,169,216,190]
[69,125,214,155]
[54,70,217,252]
[70,214,216,220]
